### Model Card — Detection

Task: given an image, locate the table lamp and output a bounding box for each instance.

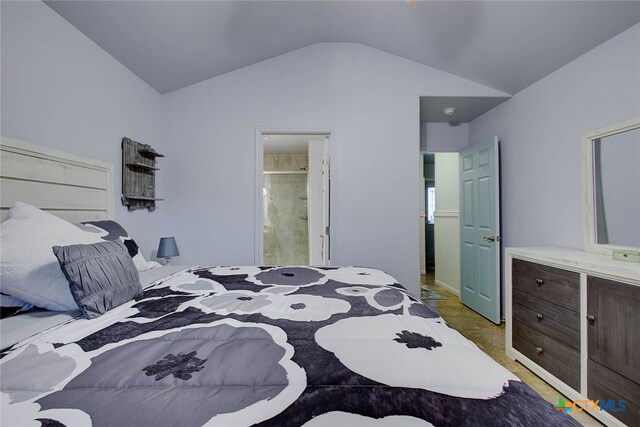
[157,237,180,265]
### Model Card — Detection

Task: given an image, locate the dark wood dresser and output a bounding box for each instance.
[506,248,640,427]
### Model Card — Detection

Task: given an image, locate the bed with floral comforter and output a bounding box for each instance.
[1,266,579,426]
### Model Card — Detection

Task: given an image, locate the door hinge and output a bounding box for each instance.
[325,226,330,236]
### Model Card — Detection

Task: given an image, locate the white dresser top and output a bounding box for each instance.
[506,247,640,285]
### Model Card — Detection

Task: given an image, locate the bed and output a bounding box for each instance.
[0,138,580,426]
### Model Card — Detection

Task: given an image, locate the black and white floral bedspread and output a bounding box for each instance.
[1,266,579,426]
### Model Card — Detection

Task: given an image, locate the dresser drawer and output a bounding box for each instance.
[513,320,580,391]
[513,289,580,351]
[588,359,640,427]
[512,259,579,312]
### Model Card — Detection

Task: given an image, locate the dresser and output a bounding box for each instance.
[505,248,640,427]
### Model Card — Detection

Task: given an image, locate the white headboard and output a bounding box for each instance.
[0,136,115,222]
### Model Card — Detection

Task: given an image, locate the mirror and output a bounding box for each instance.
[582,117,640,254]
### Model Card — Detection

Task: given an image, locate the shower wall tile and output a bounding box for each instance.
[263,172,309,265]
[264,154,308,171]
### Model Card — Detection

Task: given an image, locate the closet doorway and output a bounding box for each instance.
[255,131,331,266]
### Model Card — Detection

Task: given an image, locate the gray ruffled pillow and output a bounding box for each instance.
[53,241,142,319]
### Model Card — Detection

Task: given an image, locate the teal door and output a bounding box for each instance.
[459,136,501,324]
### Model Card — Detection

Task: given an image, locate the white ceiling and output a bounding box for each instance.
[45,1,640,95]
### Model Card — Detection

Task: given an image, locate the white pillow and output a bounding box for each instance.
[0,202,104,311]
[0,293,34,312]
[134,253,150,271]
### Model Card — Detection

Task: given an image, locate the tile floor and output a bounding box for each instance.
[420,272,602,426]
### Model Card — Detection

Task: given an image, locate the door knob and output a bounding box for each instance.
[483,236,501,242]
[587,315,596,323]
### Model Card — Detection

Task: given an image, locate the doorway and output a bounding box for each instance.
[419,96,507,320]
[424,154,436,271]
[255,131,331,266]
[420,152,460,299]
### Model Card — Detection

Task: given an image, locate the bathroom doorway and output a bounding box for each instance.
[256,132,331,266]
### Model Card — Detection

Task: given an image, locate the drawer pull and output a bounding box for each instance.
[587,315,596,323]
[535,278,544,286]
[536,313,544,321]
[536,347,544,354]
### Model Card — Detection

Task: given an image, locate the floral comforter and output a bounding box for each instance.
[1,266,579,426]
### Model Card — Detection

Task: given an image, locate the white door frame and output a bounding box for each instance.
[419,151,427,275]
[254,127,334,265]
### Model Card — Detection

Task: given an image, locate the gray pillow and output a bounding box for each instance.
[53,241,142,319]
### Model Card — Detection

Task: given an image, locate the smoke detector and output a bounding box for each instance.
[443,107,456,116]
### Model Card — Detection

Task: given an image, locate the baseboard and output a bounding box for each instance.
[435,279,460,297]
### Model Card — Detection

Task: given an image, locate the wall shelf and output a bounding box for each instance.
[126,162,159,171]
[138,148,165,158]
[123,195,165,201]
[121,137,163,211]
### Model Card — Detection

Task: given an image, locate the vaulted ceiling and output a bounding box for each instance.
[45,1,640,94]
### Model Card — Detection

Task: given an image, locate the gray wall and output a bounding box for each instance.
[1,2,508,294]
[161,43,507,295]
[469,23,640,252]
[14,2,633,294]
[1,1,165,259]
[420,122,469,152]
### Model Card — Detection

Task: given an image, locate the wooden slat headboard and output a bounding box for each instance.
[0,136,115,222]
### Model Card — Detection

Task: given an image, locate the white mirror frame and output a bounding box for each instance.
[581,116,640,255]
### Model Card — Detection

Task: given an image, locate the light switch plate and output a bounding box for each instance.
[612,249,640,263]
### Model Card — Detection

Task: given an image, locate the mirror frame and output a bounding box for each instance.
[581,116,640,255]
